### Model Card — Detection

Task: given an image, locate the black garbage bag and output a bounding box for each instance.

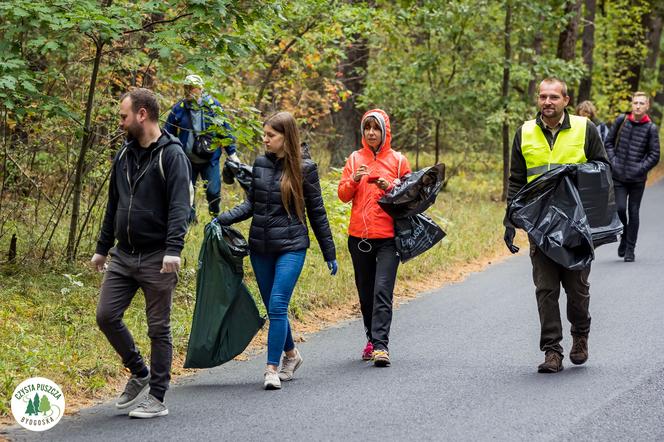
[184,222,265,369]
[394,213,446,263]
[222,159,253,192]
[575,162,623,247]
[378,163,445,219]
[508,162,622,270]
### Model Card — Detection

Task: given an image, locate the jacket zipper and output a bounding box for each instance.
[125,147,158,253]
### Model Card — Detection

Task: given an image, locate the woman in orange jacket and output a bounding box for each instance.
[338,109,411,367]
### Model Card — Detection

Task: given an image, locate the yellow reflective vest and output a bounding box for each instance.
[521,115,587,183]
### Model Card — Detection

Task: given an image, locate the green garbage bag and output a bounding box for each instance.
[184,222,265,368]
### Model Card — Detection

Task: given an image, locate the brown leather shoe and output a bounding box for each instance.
[570,336,589,365]
[538,351,563,373]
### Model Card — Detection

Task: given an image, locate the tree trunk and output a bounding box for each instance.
[557,0,582,103]
[329,36,370,167]
[577,0,596,104]
[415,116,420,170]
[65,38,104,262]
[502,0,512,202]
[645,12,662,70]
[434,119,441,165]
[8,233,17,262]
[526,28,543,101]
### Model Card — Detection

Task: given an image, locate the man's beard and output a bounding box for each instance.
[126,122,144,140]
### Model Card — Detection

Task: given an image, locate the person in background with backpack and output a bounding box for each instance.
[216,111,337,390]
[604,91,660,262]
[338,109,411,367]
[165,74,240,220]
[576,100,610,144]
[92,88,191,418]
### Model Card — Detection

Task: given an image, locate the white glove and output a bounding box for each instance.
[228,153,240,163]
[91,253,107,272]
[160,255,181,273]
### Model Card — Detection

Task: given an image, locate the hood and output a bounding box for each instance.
[361,109,392,153]
[125,130,181,151]
[627,112,651,124]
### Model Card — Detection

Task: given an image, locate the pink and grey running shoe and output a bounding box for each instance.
[362,341,374,361]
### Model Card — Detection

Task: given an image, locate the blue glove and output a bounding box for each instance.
[326,260,338,276]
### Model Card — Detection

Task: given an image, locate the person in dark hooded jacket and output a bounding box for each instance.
[92,88,191,418]
[217,111,337,390]
[604,91,660,262]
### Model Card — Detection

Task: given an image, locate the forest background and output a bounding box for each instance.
[1,0,663,416]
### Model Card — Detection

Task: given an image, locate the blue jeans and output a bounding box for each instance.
[250,250,306,366]
[190,159,221,216]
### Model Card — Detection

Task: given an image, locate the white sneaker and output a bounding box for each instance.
[264,369,281,390]
[278,348,303,381]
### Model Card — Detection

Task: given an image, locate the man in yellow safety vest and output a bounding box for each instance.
[504,78,609,373]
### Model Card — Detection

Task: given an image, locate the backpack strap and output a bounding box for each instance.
[158,149,165,181]
[395,151,404,178]
[158,142,195,206]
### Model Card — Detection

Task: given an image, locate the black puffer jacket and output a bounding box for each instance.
[605,113,660,183]
[218,152,336,262]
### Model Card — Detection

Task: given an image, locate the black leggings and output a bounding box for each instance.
[348,236,400,351]
[614,179,646,252]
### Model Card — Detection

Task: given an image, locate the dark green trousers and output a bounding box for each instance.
[530,242,591,355]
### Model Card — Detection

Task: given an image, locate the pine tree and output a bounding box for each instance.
[39,395,51,414]
[32,393,40,414]
[25,399,36,416]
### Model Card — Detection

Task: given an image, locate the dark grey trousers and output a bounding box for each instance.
[530,241,591,356]
[96,247,177,399]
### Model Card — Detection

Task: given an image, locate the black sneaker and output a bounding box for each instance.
[617,237,626,258]
[624,249,635,262]
[115,370,150,409]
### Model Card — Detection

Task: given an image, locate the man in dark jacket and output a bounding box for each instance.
[91,88,191,418]
[604,91,660,262]
[504,78,609,374]
[164,74,239,219]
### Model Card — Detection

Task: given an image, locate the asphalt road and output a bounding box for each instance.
[4,181,664,442]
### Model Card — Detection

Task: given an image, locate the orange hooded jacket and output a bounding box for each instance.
[338,109,412,239]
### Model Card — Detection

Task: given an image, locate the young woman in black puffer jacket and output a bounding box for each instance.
[217,111,337,390]
[604,92,660,262]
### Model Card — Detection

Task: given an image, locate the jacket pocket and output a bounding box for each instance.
[128,209,165,248]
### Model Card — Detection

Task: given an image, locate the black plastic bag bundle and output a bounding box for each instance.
[378,163,446,263]
[394,213,446,263]
[508,162,622,270]
[184,223,265,369]
[222,159,253,192]
[378,164,445,219]
[575,162,623,247]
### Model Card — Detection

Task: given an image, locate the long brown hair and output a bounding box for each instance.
[264,112,305,223]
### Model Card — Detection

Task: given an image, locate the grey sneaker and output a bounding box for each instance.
[278,348,303,381]
[128,394,168,418]
[115,370,150,409]
[264,369,281,390]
